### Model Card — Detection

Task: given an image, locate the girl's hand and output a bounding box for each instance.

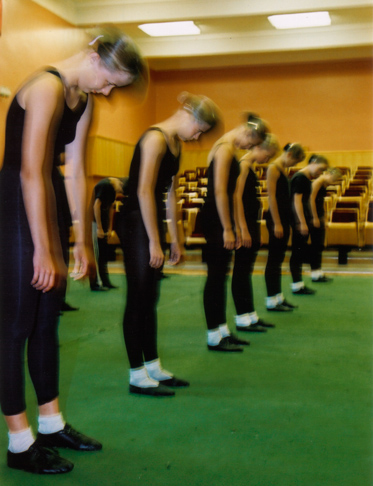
[169,242,183,265]
[149,241,164,269]
[312,217,320,228]
[223,228,235,250]
[241,229,252,248]
[299,222,309,236]
[97,227,105,239]
[70,243,93,280]
[274,223,283,239]
[31,250,56,292]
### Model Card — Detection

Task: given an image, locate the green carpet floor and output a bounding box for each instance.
[1,274,372,486]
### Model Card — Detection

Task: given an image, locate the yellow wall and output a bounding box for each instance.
[153,61,373,152]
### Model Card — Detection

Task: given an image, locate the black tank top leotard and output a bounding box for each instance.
[242,167,261,223]
[202,149,240,237]
[126,127,180,227]
[0,68,88,267]
[315,185,327,219]
[266,169,291,226]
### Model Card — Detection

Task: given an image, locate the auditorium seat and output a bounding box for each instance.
[326,208,361,247]
[335,200,362,221]
[326,208,362,263]
[364,205,373,247]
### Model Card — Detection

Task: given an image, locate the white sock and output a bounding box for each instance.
[219,324,230,338]
[207,329,221,346]
[291,281,305,291]
[311,270,322,280]
[8,427,35,453]
[38,413,65,435]
[145,358,173,381]
[235,313,251,327]
[266,296,278,309]
[276,293,284,304]
[248,311,259,324]
[130,366,158,388]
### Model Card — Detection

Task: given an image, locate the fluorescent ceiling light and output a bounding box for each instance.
[138,21,200,37]
[268,11,331,29]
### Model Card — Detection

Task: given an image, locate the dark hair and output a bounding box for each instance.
[308,154,329,166]
[283,143,306,162]
[89,26,145,80]
[119,177,129,195]
[179,91,220,129]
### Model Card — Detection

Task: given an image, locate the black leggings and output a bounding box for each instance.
[231,223,260,315]
[290,226,310,283]
[0,171,64,416]
[119,210,161,369]
[264,219,290,297]
[309,223,325,271]
[91,233,112,288]
[202,229,233,330]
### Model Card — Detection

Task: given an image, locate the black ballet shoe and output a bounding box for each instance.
[90,284,108,291]
[102,283,118,289]
[129,384,175,396]
[255,319,275,328]
[7,443,74,474]
[312,276,333,283]
[267,304,293,312]
[292,286,316,295]
[236,323,267,333]
[160,376,190,388]
[226,333,250,345]
[208,337,244,352]
[61,301,79,312]
[37,424,102,452]
[281,299,298,309]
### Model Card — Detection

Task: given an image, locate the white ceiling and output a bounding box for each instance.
[32,0,373,70]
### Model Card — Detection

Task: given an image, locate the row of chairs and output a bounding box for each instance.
[180,166,373,250]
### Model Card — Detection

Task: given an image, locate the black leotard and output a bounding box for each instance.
[0,69,87,415]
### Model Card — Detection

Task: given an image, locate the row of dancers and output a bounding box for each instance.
[0,24,338,476]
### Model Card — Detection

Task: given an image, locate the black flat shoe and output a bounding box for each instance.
[292,286,316,295]
[236,323,267,333]
[267,304,293,312]
[7,443,74,474]
[160,377,190,388]
[37,424,102,452]
[281,299,298,309]
[102,283,118,289]
[312,276,333,283]
[227,333,250,345]
[129,384,175,396]
[255,319,275,328]
[90,284,108,292]
[208,337,244,352]
[61,301,79,312]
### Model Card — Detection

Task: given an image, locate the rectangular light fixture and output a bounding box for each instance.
[138,21,200,37]
[268,11,331,29]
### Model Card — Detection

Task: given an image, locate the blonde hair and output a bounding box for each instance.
[283,143,306,162]
[308,154,329,166]
[178,91,220,128]
[88,26,145,80]
[260,133,279,153]
[244,112,269,142]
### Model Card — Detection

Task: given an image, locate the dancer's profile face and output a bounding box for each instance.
[178,115,211,142]
[83,54,135,95]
